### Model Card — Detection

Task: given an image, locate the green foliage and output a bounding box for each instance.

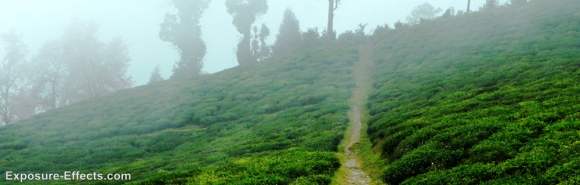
[0,43,357,184]
[368,0,580,184]
[189,149,339,185]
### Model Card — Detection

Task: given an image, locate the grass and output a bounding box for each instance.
[356,109,387,185]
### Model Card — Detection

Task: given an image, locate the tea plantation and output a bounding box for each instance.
[367,0,579,184]
[0,44,358,184]
[0,0,578,184]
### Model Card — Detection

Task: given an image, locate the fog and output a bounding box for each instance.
[0,0,496,85]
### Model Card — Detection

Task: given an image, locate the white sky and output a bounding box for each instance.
[0,0,496,85]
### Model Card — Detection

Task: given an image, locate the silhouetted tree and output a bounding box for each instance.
[467,0,472,12]
[160,0,210,79]
[407,3,442,24]
[251,24,271,62]
[226,0,268,66]
[148,66,164,84]
[273,9,302,58]
[326,0,341,39]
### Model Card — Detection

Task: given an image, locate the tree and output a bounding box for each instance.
[467,0,472,13]
[32,40,67,110]
[0,33,29,125]
[251,24,271,62]
[0,23,133,125]
[273,9,302,58]
[56,22,132,103]
[161,0,210,79]
[407,3,442,24]
[226,0,268,66]
[148,66,164,84]
[102,38,132,90]
[443,7,456,17]
[62,23,131,101]
[326,0,341,39]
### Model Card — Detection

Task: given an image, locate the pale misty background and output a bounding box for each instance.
[0,0,493,85]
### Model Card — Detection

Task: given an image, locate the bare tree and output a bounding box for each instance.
[326,0,341,39]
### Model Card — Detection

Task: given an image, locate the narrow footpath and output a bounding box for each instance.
[344,44,374,185]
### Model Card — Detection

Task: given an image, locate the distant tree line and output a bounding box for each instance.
[159,0,348,80]
[0,22,131,126]
[158,0,530,81]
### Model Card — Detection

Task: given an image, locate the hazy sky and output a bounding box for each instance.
[0,0,494,85]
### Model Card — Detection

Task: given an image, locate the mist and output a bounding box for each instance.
[0,0,493,85]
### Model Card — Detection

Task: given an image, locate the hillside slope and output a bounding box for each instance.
[0,44,359,184]
[1,0,578,184]
[367,0,579,184]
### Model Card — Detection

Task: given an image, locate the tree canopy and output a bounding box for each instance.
[160,0,210,79]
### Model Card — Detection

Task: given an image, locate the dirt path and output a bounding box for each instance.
[344,44,374,185]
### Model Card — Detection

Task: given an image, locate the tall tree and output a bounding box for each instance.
[161,0,210,79]
[407,3,442,24]
[226,0,268,66]
[257,24,271,61]
[148,66,164,84]
[326,0,341,39]
[467,0,472,12]
[0,33,28,125]
[273,9,302,58]
[250,24,271,62]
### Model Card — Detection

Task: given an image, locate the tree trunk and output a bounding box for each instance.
[467,0,472,12]
[327,0,335,39]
